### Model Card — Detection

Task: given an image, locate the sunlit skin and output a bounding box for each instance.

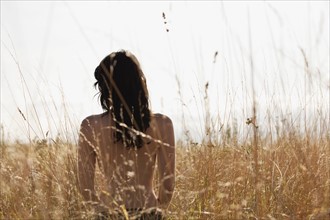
[78,108,175,212]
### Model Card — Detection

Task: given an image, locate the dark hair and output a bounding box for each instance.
[94,50,151,148]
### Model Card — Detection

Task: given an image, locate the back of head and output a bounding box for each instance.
[94,50,151,148]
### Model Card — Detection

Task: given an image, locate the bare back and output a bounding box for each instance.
[78,113,175,210]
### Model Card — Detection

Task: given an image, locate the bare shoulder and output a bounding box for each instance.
[151,113,175,149]
[152,113,173,125]
[150,113,174,139]
[80,114,104,129]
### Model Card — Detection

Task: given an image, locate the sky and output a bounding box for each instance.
[1,1,329,143]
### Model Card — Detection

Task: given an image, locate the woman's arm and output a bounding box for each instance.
[77,118,98,202]
[157,115,175,209]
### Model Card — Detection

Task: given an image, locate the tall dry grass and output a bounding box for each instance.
[1,4,329,219]
[1,114,329,219]
[1,49,330,220]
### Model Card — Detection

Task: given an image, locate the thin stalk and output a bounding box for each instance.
[247,6,260,217]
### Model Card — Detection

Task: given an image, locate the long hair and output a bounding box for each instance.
[94,50,151,148]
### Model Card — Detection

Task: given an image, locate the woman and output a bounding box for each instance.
[78,50,175,219]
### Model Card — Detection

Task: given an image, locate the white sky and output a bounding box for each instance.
[1,1,329,143]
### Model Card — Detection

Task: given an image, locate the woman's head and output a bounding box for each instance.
[94,50,151,148]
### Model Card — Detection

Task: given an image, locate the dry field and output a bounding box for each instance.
[2,3,329,219]
[1,118,329,219]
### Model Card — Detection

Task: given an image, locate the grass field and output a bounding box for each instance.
[1,3,329,219]
[1,51,329,219]
[1,115,329,219]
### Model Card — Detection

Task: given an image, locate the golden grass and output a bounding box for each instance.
[1,126,329,219]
